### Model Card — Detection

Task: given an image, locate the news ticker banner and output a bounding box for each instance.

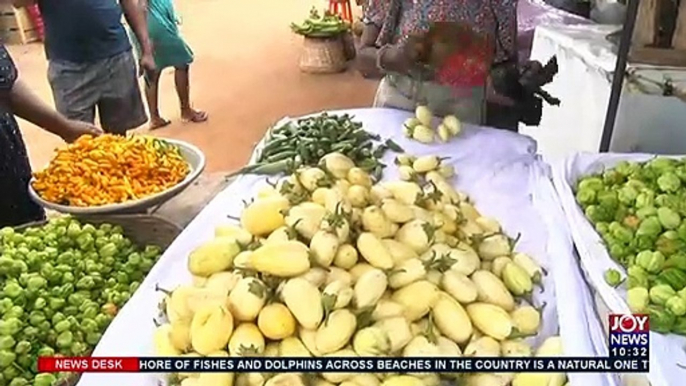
[36,314,650,375]
[37,357,649,374]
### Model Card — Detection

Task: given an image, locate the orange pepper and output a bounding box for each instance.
[31,134,190,206]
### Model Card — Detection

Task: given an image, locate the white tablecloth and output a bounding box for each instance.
[520,24,686,160]
[552,153,686,386]
[79,108,612,386]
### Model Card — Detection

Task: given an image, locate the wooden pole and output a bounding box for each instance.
[673,0,686,50]
[600,0,640,152]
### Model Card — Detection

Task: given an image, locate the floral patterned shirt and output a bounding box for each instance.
[364,0,517,64]
[0,45,45,227]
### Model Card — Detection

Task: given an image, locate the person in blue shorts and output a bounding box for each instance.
[137,0,207,130]
[11,0,155,134]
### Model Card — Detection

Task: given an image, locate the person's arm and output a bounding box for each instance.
[10,77,102,142]
[120,0,155,71]
[356,0,416,77]
[491,0,518,65]
[355,0,384,73]
[355,23,383,77]
[138,0,149,21]
[357,26,421,77]
[11,79,72,137]
[484,0,518,106]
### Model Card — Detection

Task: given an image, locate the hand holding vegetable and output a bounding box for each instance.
[58,120,103,144]
[379,41,425,76]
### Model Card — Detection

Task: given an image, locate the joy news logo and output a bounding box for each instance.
[610,314,650,333]
[609,314,650,348]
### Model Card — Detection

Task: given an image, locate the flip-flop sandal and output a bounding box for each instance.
[149,119,171,130]
[182,110,208,124]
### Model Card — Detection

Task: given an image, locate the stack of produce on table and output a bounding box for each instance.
[0,216,163,386]
[290,8,349,38]
[154,151,567,386]
[575,157,686,334]
[402,106,462,144]
[234,113,403,180]
[31,134,190,207]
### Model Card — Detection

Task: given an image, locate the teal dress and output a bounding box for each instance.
[135,0,194,70]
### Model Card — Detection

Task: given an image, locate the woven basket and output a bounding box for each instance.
[76,214,181,248]
[299,36,347,74]
[16,214,182,249]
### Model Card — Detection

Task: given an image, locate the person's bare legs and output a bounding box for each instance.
[174,65,207,123]
[144,70,171,130]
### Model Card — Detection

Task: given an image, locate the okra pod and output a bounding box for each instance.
[351,130,371,141]
[339,126,355,139]
[265,150,297,163]
[261,137,294,156]
[251,159,293,175]
[226,163,260,178]
[385,139,404,152]
[334,139,357,148]
[318,138,332,148]
[255,112,390,178]
[299,146,312,163]
[373,145,388,159]
[356,139,373,150]
[334,145,354,155]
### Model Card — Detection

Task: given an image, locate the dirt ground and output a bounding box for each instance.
[10,0,377,174]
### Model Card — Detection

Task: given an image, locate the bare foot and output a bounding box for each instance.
[181,108,208,123]
[149,116,171,130]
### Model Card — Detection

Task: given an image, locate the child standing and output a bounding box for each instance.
[138,0,207,129]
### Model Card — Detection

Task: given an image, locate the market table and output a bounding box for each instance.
[78,108,612,386]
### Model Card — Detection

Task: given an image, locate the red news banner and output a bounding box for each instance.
[38,356,649,374]
[37,357,138,372]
